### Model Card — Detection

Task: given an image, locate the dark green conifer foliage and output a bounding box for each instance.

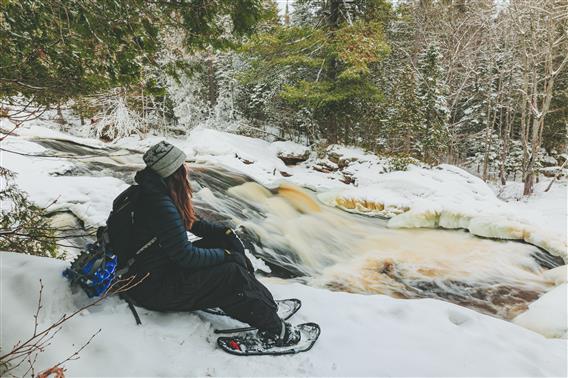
[0,0,267,105]
[0,168,58,258]
[242,0,392,144]
[415,42,449,163]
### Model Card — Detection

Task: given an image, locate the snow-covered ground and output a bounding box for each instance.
[1,253,566,377]
[497,180,568,247]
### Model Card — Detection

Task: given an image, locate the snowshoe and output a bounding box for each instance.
[217,322,320,356]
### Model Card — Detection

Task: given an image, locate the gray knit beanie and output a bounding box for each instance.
[143,141,187,178]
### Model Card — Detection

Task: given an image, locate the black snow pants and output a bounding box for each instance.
[128,238,282,334]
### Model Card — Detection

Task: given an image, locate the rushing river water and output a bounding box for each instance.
[32,136,563,321]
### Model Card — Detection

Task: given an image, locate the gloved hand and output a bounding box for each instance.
[224,228,246,255]
[224,249,254,274]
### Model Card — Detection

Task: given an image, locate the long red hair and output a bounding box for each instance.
[166,163,197,230]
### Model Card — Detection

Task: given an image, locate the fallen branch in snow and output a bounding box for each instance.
[0,274,148,377]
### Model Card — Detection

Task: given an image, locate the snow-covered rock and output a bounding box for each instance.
[325,144,392,185]
[184,127,291,184]
[541,155,558,167]
[539,166,567,178]
[1,253,566,377]
[496,180,568,256]
[327,144,371,167]
[270,141,311,165]
[17,175,128,227]
[514,283,568,339]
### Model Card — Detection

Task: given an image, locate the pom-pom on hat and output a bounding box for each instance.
[143,141,187,178]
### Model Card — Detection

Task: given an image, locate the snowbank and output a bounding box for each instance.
[179,128,348,191]
[2,120,108,150]
[17,175,128,227]
[1,135,128,227]
[1,137,76,176]
[179,130,413,191]
[1,253,566,377]
[497,180,568,250]
[318,165,568,260]
[183,128,291,187]
[514,283,568,339]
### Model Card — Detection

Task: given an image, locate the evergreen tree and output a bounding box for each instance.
[241,0,392,144]
[390,65,421,155]
[415,42,449,163]
[0,0,268,107]
[373,2,421,155]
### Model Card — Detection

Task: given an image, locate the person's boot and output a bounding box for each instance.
[258,321,301,347]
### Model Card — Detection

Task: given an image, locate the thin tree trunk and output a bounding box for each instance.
[207,53,217,108]
[56,103,65,125]
[481,99,493,181]
[499,107,511,185]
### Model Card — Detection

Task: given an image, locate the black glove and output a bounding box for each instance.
[224,228,246,254]
[224,249,254,274]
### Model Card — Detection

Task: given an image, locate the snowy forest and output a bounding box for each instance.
[2,0,567,192]
[1,0,567,377]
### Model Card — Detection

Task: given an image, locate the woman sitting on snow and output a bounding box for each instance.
[126,141,299,347]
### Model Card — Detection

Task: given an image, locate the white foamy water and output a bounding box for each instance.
[196,181,558,319]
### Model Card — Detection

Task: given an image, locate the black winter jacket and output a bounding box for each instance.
[131,168,226,274]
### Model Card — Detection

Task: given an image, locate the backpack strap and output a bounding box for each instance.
[119,293,142,325]
[96,226,111,250]
[115,236,158,277]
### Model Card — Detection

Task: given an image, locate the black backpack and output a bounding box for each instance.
[63,185,156,325]
[103,185,157,274]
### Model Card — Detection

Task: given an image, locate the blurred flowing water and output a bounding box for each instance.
[34,136,563,320]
